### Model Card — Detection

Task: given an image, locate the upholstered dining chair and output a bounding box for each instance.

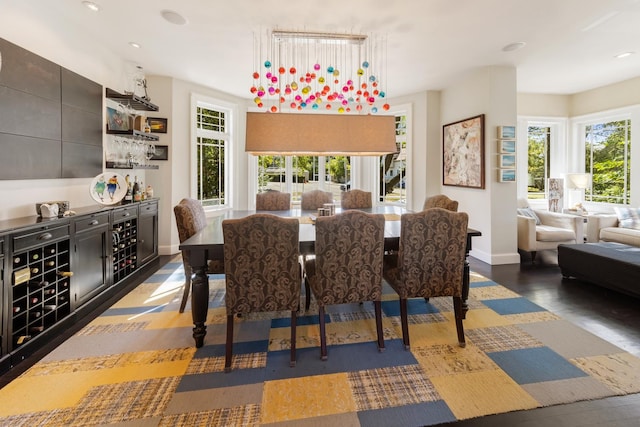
[341,189,372,209]
[383,207,469,350]
[300,189,333,210]
[222,213,301,371]
[423,194,459,211]
[173,198,224,313]
[256,190,291,211]
[304,210,386,360]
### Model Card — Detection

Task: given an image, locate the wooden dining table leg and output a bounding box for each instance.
[190,249,209,348]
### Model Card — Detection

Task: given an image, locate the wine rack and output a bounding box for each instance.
[111,206,138,284]
[10,225,71,349]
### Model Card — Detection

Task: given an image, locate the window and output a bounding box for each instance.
[257,155,350,204]
[527,125,551,199]
[584,119,631,204]
[193,98,232,208]
[379,112,407,204]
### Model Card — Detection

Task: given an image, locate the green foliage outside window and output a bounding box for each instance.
[527,126,549,199]
[585,120,631,204]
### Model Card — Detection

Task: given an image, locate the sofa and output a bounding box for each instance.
[517,199,584,262]
[586,212,640,247]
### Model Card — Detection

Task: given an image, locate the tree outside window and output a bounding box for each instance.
[527,126,550,199]
[585,120,631,204]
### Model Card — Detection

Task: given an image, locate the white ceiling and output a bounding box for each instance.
[4,0,640,99]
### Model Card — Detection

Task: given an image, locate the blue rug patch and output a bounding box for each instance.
[381,298,440,317]
[358,401,456,427]
[271,313,327,328]
[489,346,588,384]
[482,297,546,315]
[266,339,416,381]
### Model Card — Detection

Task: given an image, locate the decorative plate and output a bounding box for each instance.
[90,172,128,205]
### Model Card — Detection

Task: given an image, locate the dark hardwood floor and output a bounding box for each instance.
[450,250,640,427]
[2,252,639,426]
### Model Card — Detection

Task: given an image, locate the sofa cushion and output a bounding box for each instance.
[517,207,541,225]
[600,226,640,247]
[536,225,575,242]
[613,206,640,230]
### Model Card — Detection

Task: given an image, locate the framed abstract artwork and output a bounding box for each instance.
[443,114,485,189]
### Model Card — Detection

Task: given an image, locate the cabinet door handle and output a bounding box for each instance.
[124,212,131,217]
[37,232,53,241]
[89,220,99,226]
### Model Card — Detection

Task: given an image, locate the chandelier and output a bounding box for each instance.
[250,30,390,114]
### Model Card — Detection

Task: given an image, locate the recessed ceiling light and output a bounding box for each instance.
[502,42,526,52]
[161,10,187,25]
[615,51,634,59]
[129,42,141,49]
[81,1,100,12]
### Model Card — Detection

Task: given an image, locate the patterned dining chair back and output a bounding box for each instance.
[422,194,459,211]
[222,213,301,371]
[383,207,468,349]
[300,189,333,210]
[256,190,291,211]
[174,198,224,313]
[341,189,372,209]
[305,210,385,360]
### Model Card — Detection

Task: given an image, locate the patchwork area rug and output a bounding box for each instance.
[1,256,639,426]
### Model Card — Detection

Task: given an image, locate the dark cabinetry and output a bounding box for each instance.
[9,223,72,349]
[138,201,159,266]
[0,200,158,372]
[111,206,138,284]
[0,37,102,180]
[72,212,109,307]
[0,237,5,358]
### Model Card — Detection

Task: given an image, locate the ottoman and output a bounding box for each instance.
[558,242,640,298]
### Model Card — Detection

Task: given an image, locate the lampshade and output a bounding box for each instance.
[245,112,397,156]
[566,173,592,189]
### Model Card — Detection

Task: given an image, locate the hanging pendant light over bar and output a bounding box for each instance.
[246,112,398,156]
[250,29,390,114]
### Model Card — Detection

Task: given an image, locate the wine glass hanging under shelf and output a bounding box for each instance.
[106,135,159,169]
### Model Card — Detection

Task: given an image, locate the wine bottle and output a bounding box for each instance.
[44,288,56,296]
[44,304,57,312]
[133,176,141,202]
[30,297,39,304]
[45,260,55,267]
[48,248,56,254]
[13,306,21,314]
[30,280,49,288]
[57,270,74,277]
[31,267,39,274]
[32,253,40,260]
[14,256,22,264]
[30,310,42,319]
[16,335,32,345]
[29,325,45,333]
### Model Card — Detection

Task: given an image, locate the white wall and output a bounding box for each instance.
[146,76,248,255]
[440,66,520,265]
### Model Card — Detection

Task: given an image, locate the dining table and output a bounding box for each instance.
[179,205,481,347]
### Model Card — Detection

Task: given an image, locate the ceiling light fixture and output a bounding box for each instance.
[129,42,141,49]
[161,10,187,25]
[81,1,100,12]
[502,42,526,52]
[615,51,634,59]
[250,29,389,114]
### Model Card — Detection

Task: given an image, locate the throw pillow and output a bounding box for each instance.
[613,207,640,230]
[517,207,541,225]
